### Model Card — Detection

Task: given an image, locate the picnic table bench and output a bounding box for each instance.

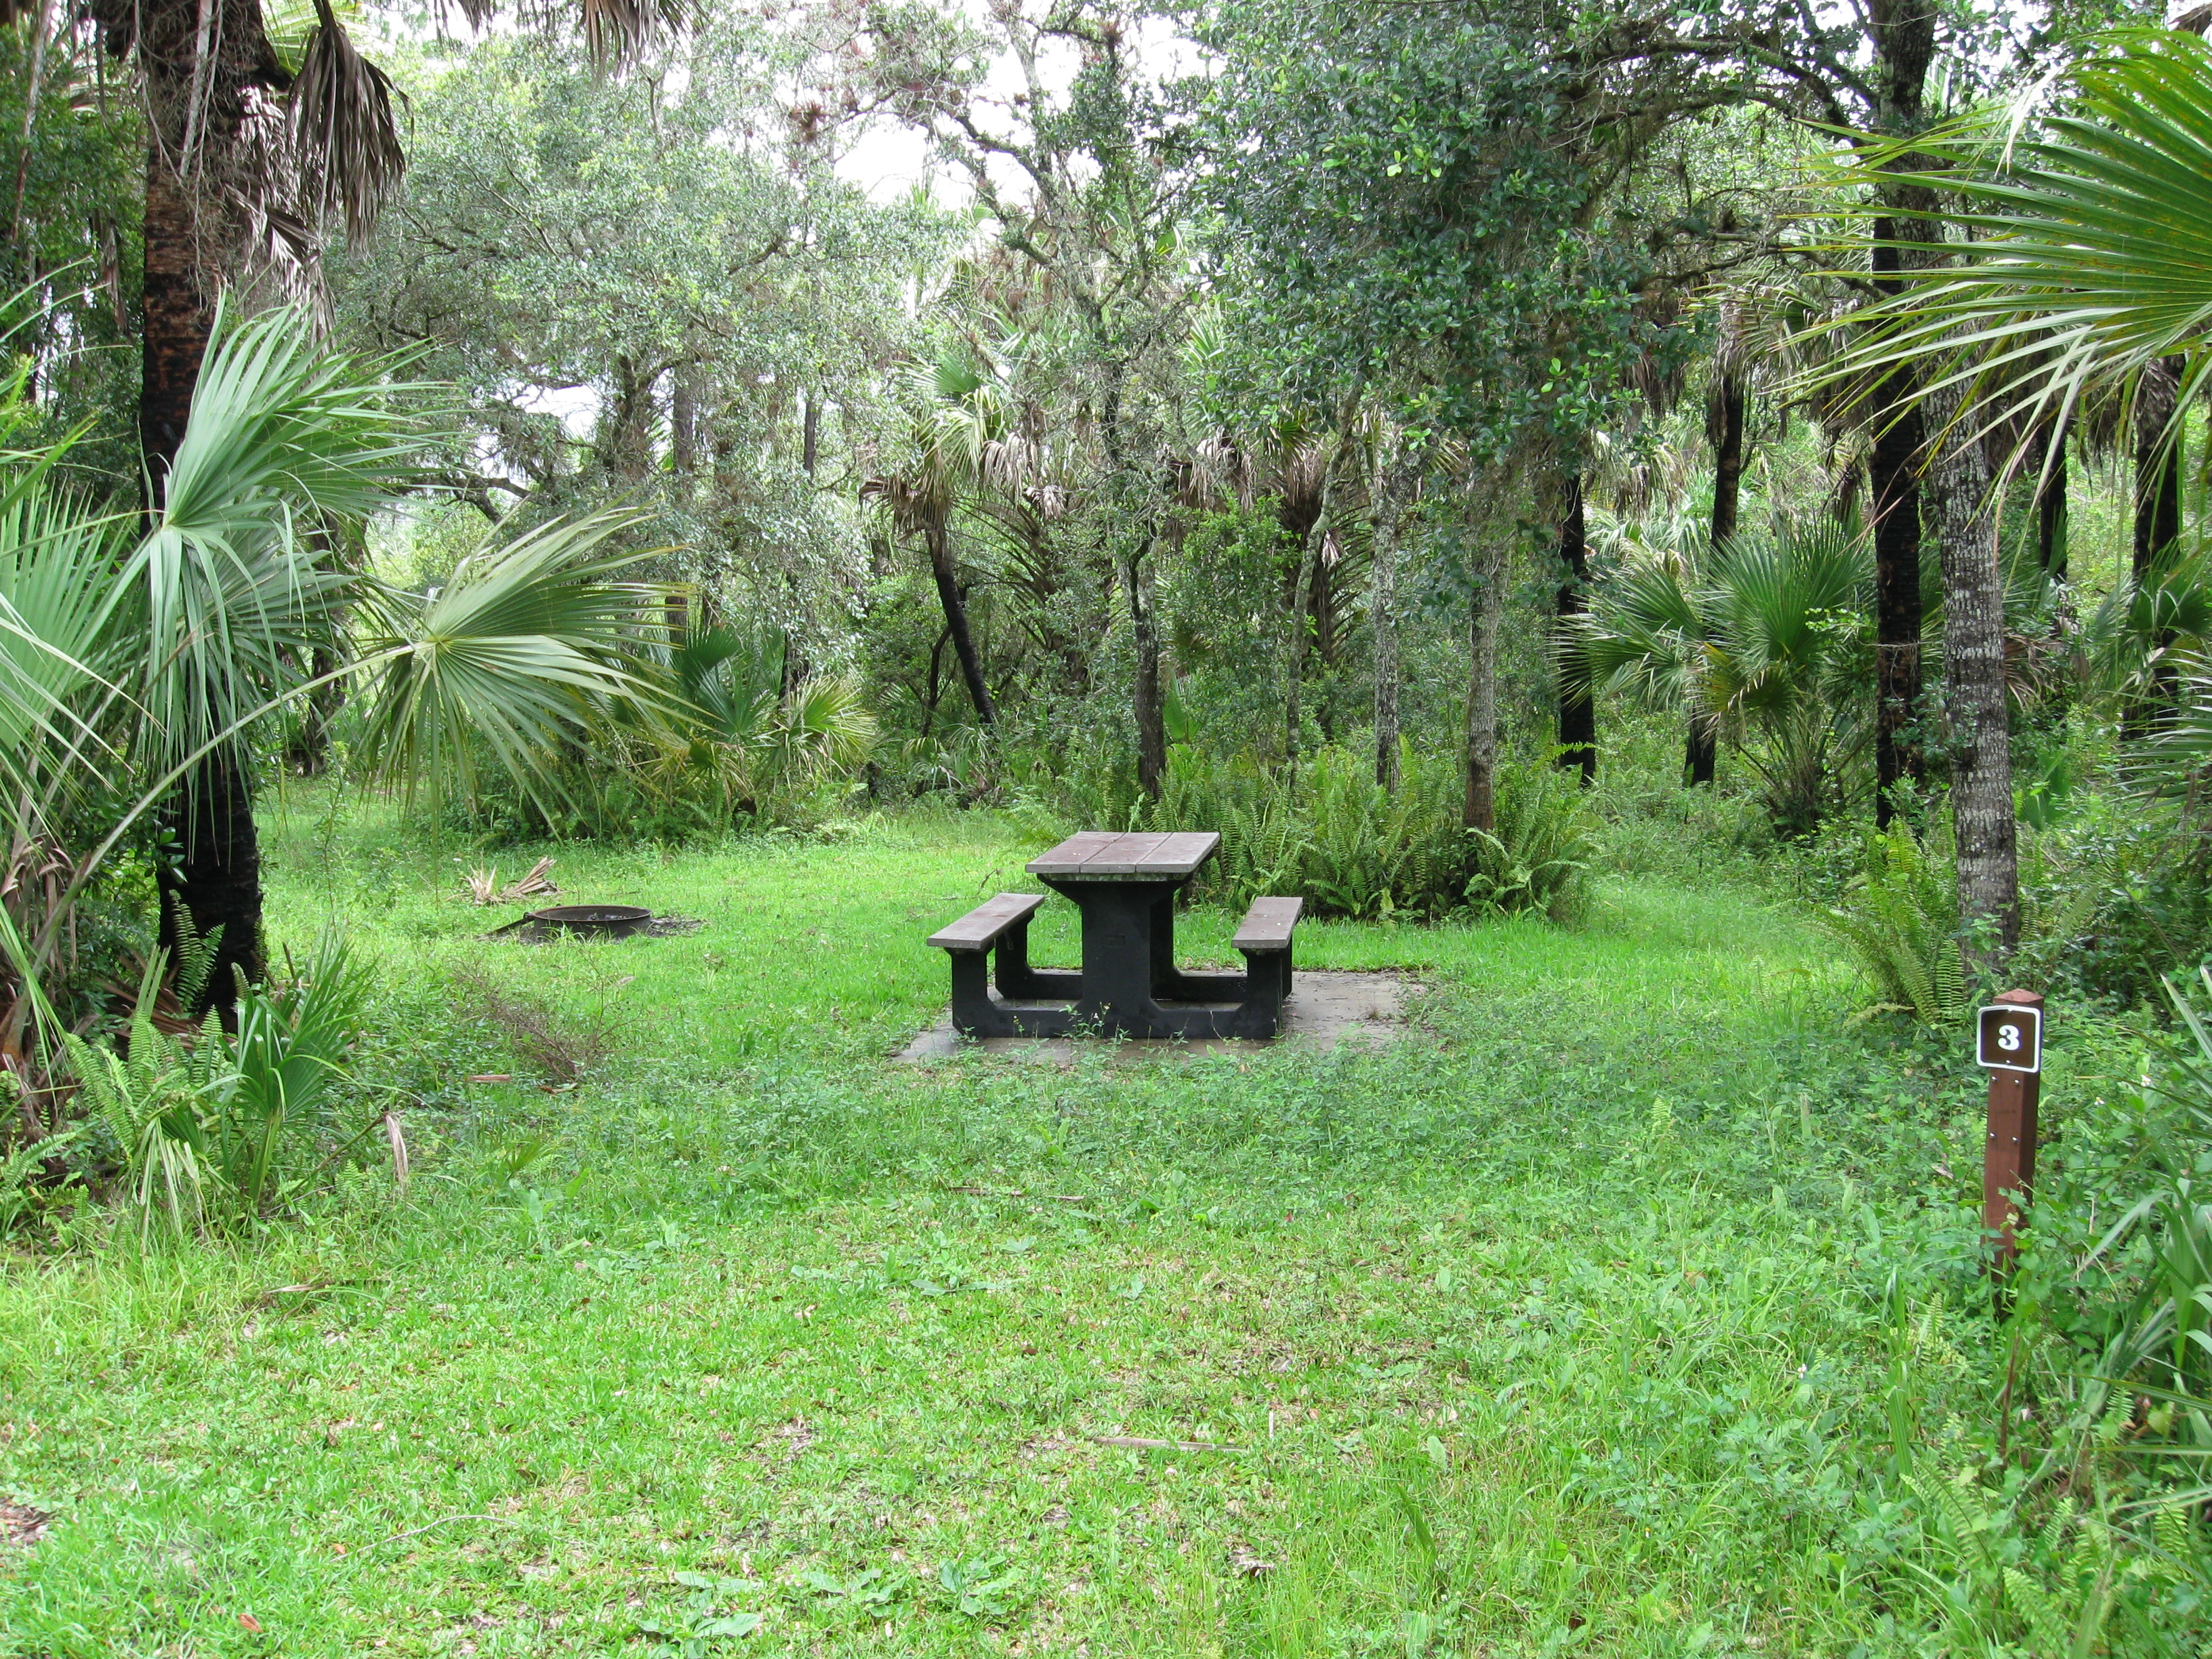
[927,832,1303,1041]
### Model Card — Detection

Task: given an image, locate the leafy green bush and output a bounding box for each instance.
[62,932,396,1242]
[1816,822,1967,1025]
[1031,741,1595,922]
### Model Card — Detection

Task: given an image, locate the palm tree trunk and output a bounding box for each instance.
[2127,356,2184,738]
[140,156,212,504]
[1286,443,1348,785]
[144,130,266,1008]
[158,743,265,1010]
[1929,398,2018,968]
[1709,369,1746,546]
[1554,464,1595,784]
[1465,535,1505,832]
[1867,1,1937,828]
[2036,420,2068,583]
[924,520,994,729]
[1128,536,1165,800]
[1690,370,1745,786]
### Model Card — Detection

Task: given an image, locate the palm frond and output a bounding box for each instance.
[1805,30,2212,475]
[290,0,408,243]
[350,510,671,807]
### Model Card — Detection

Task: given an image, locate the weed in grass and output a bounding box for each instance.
[452,962,618,1087]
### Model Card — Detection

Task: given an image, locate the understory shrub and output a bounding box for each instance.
[1025,742,1594,922]
[445,648,880,843]
[1817,821,1967,1025]
[59,932,398,1242]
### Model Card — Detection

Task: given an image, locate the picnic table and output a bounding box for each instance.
[928,830,1303,1041]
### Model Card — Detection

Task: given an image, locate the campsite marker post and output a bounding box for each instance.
[1976,990,2044,1277]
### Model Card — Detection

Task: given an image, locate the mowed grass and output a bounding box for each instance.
[0,802,2020,1656]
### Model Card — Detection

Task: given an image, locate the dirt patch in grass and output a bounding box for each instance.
[0,1502,50,1549]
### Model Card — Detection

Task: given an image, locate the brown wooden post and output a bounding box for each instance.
[1979,989,2045,1276]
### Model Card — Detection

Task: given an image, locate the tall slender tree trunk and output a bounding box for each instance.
[1553,463,1595,785]
[1284,530,1314,781]
[1690,371,1746,787]
[1370,430,1420,794]
[1868,245,1927,829]
[923,520,994,729]
[139,162,212,501]
[119,0,297,1011]
[1465,535,1505,833]
[1867,0,1938,828]
[2127,357,2185,737]
[1128,535,1166,801]
[1286,436,1349,785]
[1929,394,2018,967]
[1709,371,1746,546]
[2036,420,2068,583]
[158,745,264,1008]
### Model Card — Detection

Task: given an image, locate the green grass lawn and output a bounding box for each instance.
[0,802,2060,1655]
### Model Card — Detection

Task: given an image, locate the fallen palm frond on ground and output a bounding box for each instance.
[462,857,558,905]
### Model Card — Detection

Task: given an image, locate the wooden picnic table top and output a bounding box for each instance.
[1026,830,1221,882]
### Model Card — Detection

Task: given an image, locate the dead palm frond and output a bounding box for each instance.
[462,856,558,905]
[290,0,408,245]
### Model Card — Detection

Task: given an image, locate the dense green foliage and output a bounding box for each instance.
[9,0,2212,1650]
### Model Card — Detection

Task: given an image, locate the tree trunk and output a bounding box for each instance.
[158,743,265,1013]
[144,134,264,1010]
[284,643,343,775]
[1689,370,1744,786]
[1370,430,1420,794]
[1709,369,1746,546]
[140,157,212,506]
[2036,420,2068,583]
[1465,536,1505,832]
[2127,357,2185,737]
[1286,447,1347,783]
[1867,0,1938,828]
[923,520,994,728]
[2133,358,2184,581]
[1868,260,1925,829]
[1128,537,1165,801]
[671,365,697,480]
[1553,464,1595,785]
[1929,395,2018,968]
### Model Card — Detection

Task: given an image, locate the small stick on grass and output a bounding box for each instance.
[1087,1435,1248,1455]
[377,1513,506,1547]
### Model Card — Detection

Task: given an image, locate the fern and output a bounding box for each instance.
[1817,824,1967,1025]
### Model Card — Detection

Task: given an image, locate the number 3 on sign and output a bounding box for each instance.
[1977,1004,2043,1074]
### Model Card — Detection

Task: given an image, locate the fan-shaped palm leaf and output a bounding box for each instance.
[1809,30,2212,474]
[350,510,670,805]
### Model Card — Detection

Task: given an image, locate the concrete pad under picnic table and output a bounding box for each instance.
[895,969,1414,1063]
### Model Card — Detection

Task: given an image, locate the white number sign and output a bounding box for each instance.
[1976,1004,2043,1075]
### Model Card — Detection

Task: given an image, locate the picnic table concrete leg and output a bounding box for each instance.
[994,915,1080,1001]
[1071,883,1174,1036]
[1223,947,1290,1039]
[1147,889,1248,1002]
[948,949,1013,1037]
[949,948,1077,1040]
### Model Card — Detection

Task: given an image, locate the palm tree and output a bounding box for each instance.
[85,0,671,488]
[1819,31,2212,472]
[1811,26,2212,954]
[1574,517,1871,836]
[862,354,1037,731]
[1,304,667,1057]
[66,0,674,1023]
